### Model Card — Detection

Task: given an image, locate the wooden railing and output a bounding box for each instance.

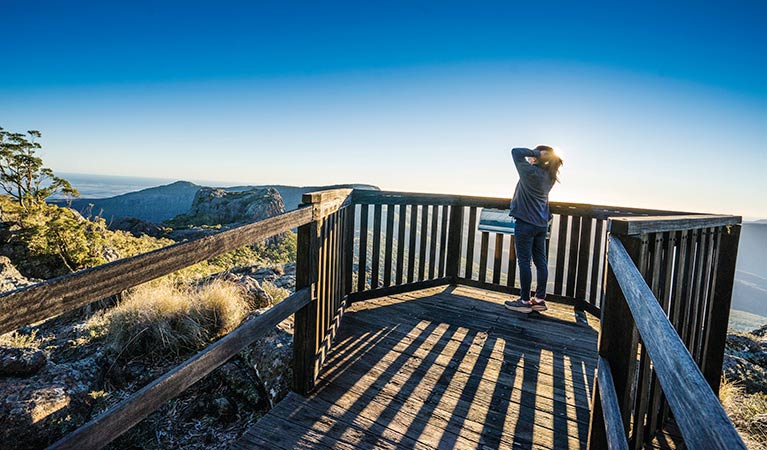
[0,187,744,449]
[587,215,744,449]
[348,190,693,315]
[0,189,352,449]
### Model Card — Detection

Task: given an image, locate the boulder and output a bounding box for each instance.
[108,217,165,238]
[0,347,47,376]
[240,312,294,407]
[0,355,101,449]
[0,256,40,293]
[235,262,296,292]
[723,331,767,393]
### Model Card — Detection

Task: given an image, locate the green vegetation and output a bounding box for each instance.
[0,128,78,210]
[0,128,174,277]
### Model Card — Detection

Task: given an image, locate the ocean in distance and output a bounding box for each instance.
[57,172,244,198]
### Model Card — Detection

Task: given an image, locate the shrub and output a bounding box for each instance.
[96,279,248,360]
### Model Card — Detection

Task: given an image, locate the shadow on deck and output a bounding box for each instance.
[235,286,600,449]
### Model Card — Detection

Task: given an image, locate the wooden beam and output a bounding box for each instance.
[587,358,630,450]
[293,216,322,395]
[351,189,697,219]
[445,205,464,283]
[302,189,353,220]
[49,288,310,450]
[702,225,741,394]
[608,215,741,236]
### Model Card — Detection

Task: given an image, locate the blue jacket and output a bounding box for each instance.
[509,147,555,227]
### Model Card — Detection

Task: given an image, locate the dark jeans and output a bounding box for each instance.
[514,219,548,301]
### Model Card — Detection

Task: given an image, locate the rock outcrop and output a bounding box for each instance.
[168,187,285,227]
[108,217,165,238]
[0,256,40,292]
[240,312,294,407]
[234,262,296,292]
[724,327,767,393]
[0,347,47,376]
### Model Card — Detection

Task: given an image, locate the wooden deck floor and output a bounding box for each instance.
[234,286,601,449]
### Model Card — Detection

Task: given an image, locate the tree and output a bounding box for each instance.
[0,127,78,211]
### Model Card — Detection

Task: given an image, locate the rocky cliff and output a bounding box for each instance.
[170,187,285,227]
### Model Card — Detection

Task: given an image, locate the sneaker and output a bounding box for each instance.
[530,297,548,312]
[505,299,533,313]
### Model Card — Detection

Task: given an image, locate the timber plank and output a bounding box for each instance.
[319,325,595,419]
[237,285,600,450]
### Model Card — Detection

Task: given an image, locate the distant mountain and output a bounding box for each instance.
[52,182,378,223]
[732,221,767,317]
[53,181,201,223]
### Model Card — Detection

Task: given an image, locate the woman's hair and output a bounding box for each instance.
[534,145,564,183]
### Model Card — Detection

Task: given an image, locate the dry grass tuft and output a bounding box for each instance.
[720,377,767,448]
[261,281,290,304]
[95,279,248,360]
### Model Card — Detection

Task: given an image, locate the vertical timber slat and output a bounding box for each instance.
[554,215,569,294]
[702,225,740,394]
[465,207,478,279]
[395,205,407,285]
[478,232,489,283]
[493,233,504,285]
[370,204,382,289]
[445,206,464,283]
[438,205,449,278]
[383,205,395,287]
[357,204,369,293]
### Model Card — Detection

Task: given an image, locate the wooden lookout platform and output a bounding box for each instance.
[235,286,599,449]
[5,188,745,449]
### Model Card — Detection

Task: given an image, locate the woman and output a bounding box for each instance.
[505,145,563,313]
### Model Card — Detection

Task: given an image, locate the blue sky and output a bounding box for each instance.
[2,1,766,218]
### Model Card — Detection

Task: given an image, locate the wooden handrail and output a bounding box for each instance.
[0,207,313,335]
[606,236,745,449]
[47,288,311,450]
[352,189,697,219]
[608,214,741,235]
[302,188,353,220]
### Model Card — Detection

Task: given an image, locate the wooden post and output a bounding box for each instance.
[292,211,322,395]
[702,224,741,394]
[587,374,608,450]
[587,230,644,448]
[445,205,464,284]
